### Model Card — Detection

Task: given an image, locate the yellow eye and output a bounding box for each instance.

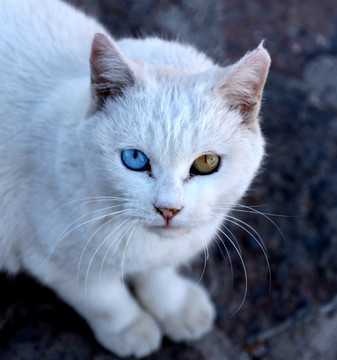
[190,154,220,175]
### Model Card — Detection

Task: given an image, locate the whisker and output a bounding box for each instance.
[120,221,142,284]
[217,225,248,316]
[57,204,122,243]
[77,213,125,286]
[224,215,271,284]
[51,195,127,215]
[216,202,286,240]
[211,209,244,255]
[99,219,139,285]
[72,197,132,215]
[84,218,130,314]
[212,201,276,313]
[221,222,243,255]
[225,214,267,252]
[46,208,129,264]
[215,233,234,290]
[230,208,295,218]
[196,227,210,284]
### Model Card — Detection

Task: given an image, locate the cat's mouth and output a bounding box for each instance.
[146,223,192,237]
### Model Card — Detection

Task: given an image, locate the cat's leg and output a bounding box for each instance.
[42,271,161,358]
[131,267,215,342]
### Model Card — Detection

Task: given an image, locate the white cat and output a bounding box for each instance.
[0,0,270,357]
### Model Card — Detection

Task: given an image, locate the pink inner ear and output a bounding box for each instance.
[89,33,135,105]
[90,33,117,61]
[90,33,114,81]
[238,46,271,94]
[93,33,113,49]
[219,46,271,121]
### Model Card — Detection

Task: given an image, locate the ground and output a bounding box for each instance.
[1,0,337,359]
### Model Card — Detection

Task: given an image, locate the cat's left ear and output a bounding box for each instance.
[90,33,135,107]
[220,44,271,128]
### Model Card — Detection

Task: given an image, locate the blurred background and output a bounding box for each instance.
[1,0,337,359]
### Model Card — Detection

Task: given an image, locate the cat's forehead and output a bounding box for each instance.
[103,77,237,167]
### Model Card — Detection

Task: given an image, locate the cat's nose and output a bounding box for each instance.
[155,207,181,221]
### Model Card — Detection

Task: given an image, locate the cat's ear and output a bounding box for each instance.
[90,33,135,107]
[220,44,271,128]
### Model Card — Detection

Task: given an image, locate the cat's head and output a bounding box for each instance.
[80,33,270,238]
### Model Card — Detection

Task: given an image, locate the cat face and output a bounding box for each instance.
[81,77,263,238]
[80,34,269,239]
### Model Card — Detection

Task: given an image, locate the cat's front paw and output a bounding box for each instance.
[95,312,162,358]
[162,282,215,342]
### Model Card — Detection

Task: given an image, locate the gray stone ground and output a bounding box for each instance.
[1,0,337,359]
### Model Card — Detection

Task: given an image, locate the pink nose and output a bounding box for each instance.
[156,207,181,221]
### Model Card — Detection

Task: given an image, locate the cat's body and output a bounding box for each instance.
[0,0,270,357]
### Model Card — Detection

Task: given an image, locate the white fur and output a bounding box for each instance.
[0,0,270,357]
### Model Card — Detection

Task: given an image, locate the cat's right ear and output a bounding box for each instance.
[218,44,271,130]
[90,33,135,107]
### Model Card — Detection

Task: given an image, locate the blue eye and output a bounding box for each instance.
[121,149,150,171]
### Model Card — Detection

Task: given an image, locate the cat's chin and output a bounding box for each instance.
[146,224,192,238]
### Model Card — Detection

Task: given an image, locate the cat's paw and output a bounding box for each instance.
[162,282,215,342]
[96,312,162,358]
